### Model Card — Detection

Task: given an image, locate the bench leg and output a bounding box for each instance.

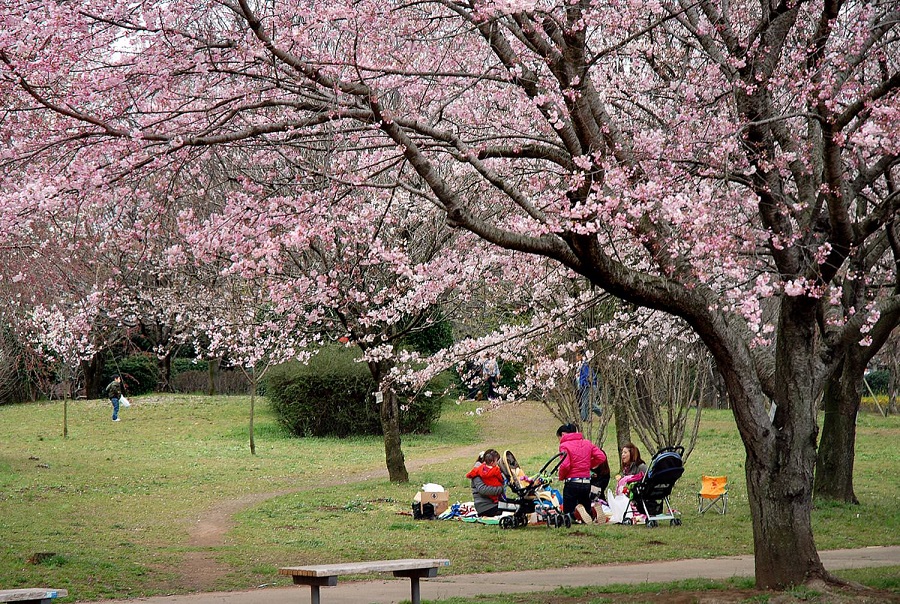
[292,575,337,604]
[394,567,438,604]
[410,576,420,604]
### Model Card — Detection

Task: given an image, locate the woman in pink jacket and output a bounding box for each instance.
[557,423,607,523]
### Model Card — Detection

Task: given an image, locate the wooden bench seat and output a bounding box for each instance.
[0,589,68,604]
[279,558,450,604]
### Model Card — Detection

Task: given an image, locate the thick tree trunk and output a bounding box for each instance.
[889,371,898,414]
[249,371,257,456]
[814,357,861,503]
[80,353,105,399]
[745,301,828,588]
[368,359,409,483]
[745,441,826,587]
[157,351,173,392]
[380,388,409,482]
[612,394,631,453]
[207,357,219,395]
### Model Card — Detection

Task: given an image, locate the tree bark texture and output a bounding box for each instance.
[207,358,219,396]
[611,396,632,455]
[157,352,173,392]
[369,360,409,483]
[249,375,257,456]
[745,442,826,587]
[80,353,105,400]
[743,299,827,587]
[380,388,408,482]
[814,360,861,504]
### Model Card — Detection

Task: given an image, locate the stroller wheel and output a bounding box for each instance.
[564,514,572,528]
[499,516,515,530]
[647,520,658,528]
[623,518,632,526]
[520,515,529,527]
[671,518,682,527]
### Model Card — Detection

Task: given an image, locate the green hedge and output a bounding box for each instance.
[264,347,444,437]
[173,357,209,375]
[103,354,159,395]
[865,370,891,395]
[402,318,454,355]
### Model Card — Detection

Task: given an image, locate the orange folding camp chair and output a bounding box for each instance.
[698,475,728,514]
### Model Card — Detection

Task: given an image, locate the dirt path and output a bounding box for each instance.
[178,443,488,590]
[179,401,554,591]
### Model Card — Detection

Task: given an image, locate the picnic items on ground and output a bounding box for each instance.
[412,484,449,519]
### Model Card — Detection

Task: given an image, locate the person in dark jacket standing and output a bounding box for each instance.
[575,354,602,421]
[105,375,122,422]
[557,423,606,523]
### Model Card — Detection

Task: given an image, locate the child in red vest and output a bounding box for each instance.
[466,449,505,516]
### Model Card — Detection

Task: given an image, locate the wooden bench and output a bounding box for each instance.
[279,558,450,604]
[0,589,68,604]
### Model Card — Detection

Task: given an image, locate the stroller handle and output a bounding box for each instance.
[657,445,685,457]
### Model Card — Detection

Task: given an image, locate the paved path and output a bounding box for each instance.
[79,545,900,604]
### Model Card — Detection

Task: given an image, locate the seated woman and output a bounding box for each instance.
[466,449,505,517]
[616,442,648,495]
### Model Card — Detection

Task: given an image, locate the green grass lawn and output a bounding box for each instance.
[0,395,898,601]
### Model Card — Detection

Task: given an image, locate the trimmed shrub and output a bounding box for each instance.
[402,318,454,355]
[104,354,159,395]
[173,358,209,375]
[265,346,443,437]
[865,370,890,395]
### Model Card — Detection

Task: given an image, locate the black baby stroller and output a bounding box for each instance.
[623,445,685,528]
[497,450,570,529]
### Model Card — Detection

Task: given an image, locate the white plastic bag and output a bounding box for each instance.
[607,488,630,524]
[120,396,131,408]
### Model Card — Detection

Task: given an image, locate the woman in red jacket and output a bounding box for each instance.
[557,423,607,523]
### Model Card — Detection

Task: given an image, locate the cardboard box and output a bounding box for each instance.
[414,490,450,516]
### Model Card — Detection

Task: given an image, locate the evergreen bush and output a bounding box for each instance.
[173,358,209,375]
[865,370,890,395]
[105,354,159,395]
[402,318,453,354]
[265,346,443,437]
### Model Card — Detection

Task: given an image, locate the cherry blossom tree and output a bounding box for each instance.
[184,277,314,455]
[28,300,101,435]
[873,329,900,414]
[0,161,124,400]
[1,0,898,589]
[177,176,489,479]
[815,222,900,503]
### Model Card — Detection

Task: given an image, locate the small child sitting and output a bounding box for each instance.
[466,449,506,516]
[467,450,504,490]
